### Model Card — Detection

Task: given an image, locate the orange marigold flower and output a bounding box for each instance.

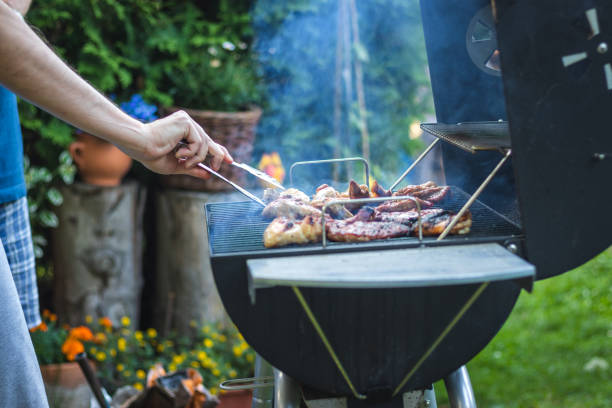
[99,317,112,329]
[62,337,84,361]
[49,313,57,322]
[69,326,94,341]
[42,309,51,318]
[29,322,48,333]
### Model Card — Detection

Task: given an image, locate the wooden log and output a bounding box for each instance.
[154,189,243,335]
[52,181,145,326]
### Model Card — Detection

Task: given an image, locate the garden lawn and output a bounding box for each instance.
[435,246,612,408]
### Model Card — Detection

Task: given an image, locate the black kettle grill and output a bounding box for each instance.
[204,1,612,407]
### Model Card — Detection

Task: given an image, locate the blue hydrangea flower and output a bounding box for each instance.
[119,94,158,123]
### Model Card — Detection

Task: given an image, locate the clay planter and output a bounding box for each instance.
[217,389,252,408]
[40,361,91,388]
[69,133,132,186]
[160,107,262,191]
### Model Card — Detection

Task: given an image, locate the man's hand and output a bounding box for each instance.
[135,110,233,179]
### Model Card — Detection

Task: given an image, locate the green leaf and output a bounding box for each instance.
[46,188,63,207]
[39,210,59,228]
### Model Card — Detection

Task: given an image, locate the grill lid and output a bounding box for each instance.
[496,0,612,279]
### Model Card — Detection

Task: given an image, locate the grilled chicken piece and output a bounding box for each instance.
[263,215,329,248]
[262,188,320,219]
[263,217,311,247]
[262,199,320,219]
[416,209,472,236]
[310,185,352,219]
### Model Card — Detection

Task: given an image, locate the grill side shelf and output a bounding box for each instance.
[247,243,534,293]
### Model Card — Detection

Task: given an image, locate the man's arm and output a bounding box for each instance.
[0,1,231,176]
[4,0,31,15]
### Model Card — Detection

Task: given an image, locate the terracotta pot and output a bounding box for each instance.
[217,389,252,408]
[40,361,92,389]
[69,133,132,186]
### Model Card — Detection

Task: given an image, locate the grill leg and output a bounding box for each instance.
[443,365,476,408]
[274,369,301,408]
[253,354,275,408]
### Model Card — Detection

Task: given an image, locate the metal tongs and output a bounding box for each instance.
[176,141,283,206]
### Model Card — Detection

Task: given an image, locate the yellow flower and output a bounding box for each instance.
[211,332,219,340]
[169,363,177,372]
[136,370,146,379]
[204,339,213,348]
[233,346,243,357]
[85,315,93,324]
[157,344,165,352]
[218,335,227,343]
[117,338,126,352]
[202,326,211,334]
[229,370,237,378]
[116,364,124,372]
[197,351,207,361]
[210,387,218,396]
[212,368,221,377]
[191,361,200,368]
[95,333,107,343]
[89,347,98,355]
[134,383,144,391]
[134,331,143,341]
[246,354,254,363]
[96,352,106,362]
[121,316,131,327]
[110,349,117,357]
[146,328,157,338]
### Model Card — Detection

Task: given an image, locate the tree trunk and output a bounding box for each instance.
[52,182,145,326]
[154,189,244,336]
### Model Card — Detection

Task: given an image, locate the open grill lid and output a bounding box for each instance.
[421,0,612,279]
[496,0,612,279]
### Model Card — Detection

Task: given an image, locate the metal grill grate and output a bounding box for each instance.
[206,187,522,256]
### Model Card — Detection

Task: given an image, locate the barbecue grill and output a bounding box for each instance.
[204,1,612,407]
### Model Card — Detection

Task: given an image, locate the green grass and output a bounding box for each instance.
[435,247,612,408]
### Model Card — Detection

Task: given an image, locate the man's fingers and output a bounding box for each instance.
[174,147,192,160]
[185,165,212,180]
[220,145,234,163]
[184,122,208,168]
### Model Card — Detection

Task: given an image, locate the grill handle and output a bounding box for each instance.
[289,157,370,187]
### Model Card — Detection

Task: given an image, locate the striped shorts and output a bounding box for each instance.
[0,196,41,328]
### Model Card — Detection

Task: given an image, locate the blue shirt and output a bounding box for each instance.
[0,85,26,203]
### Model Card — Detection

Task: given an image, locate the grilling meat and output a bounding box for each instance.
[374,208,472,236]
[326,206,411,242]
[263,214,328,248]
[370,180,392,197]
[374,197,433,212]
[262,188,320,219]
[393,183,450,204]
[310,184,352,219]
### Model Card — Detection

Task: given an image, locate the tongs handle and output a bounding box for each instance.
[197,163,266,207]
